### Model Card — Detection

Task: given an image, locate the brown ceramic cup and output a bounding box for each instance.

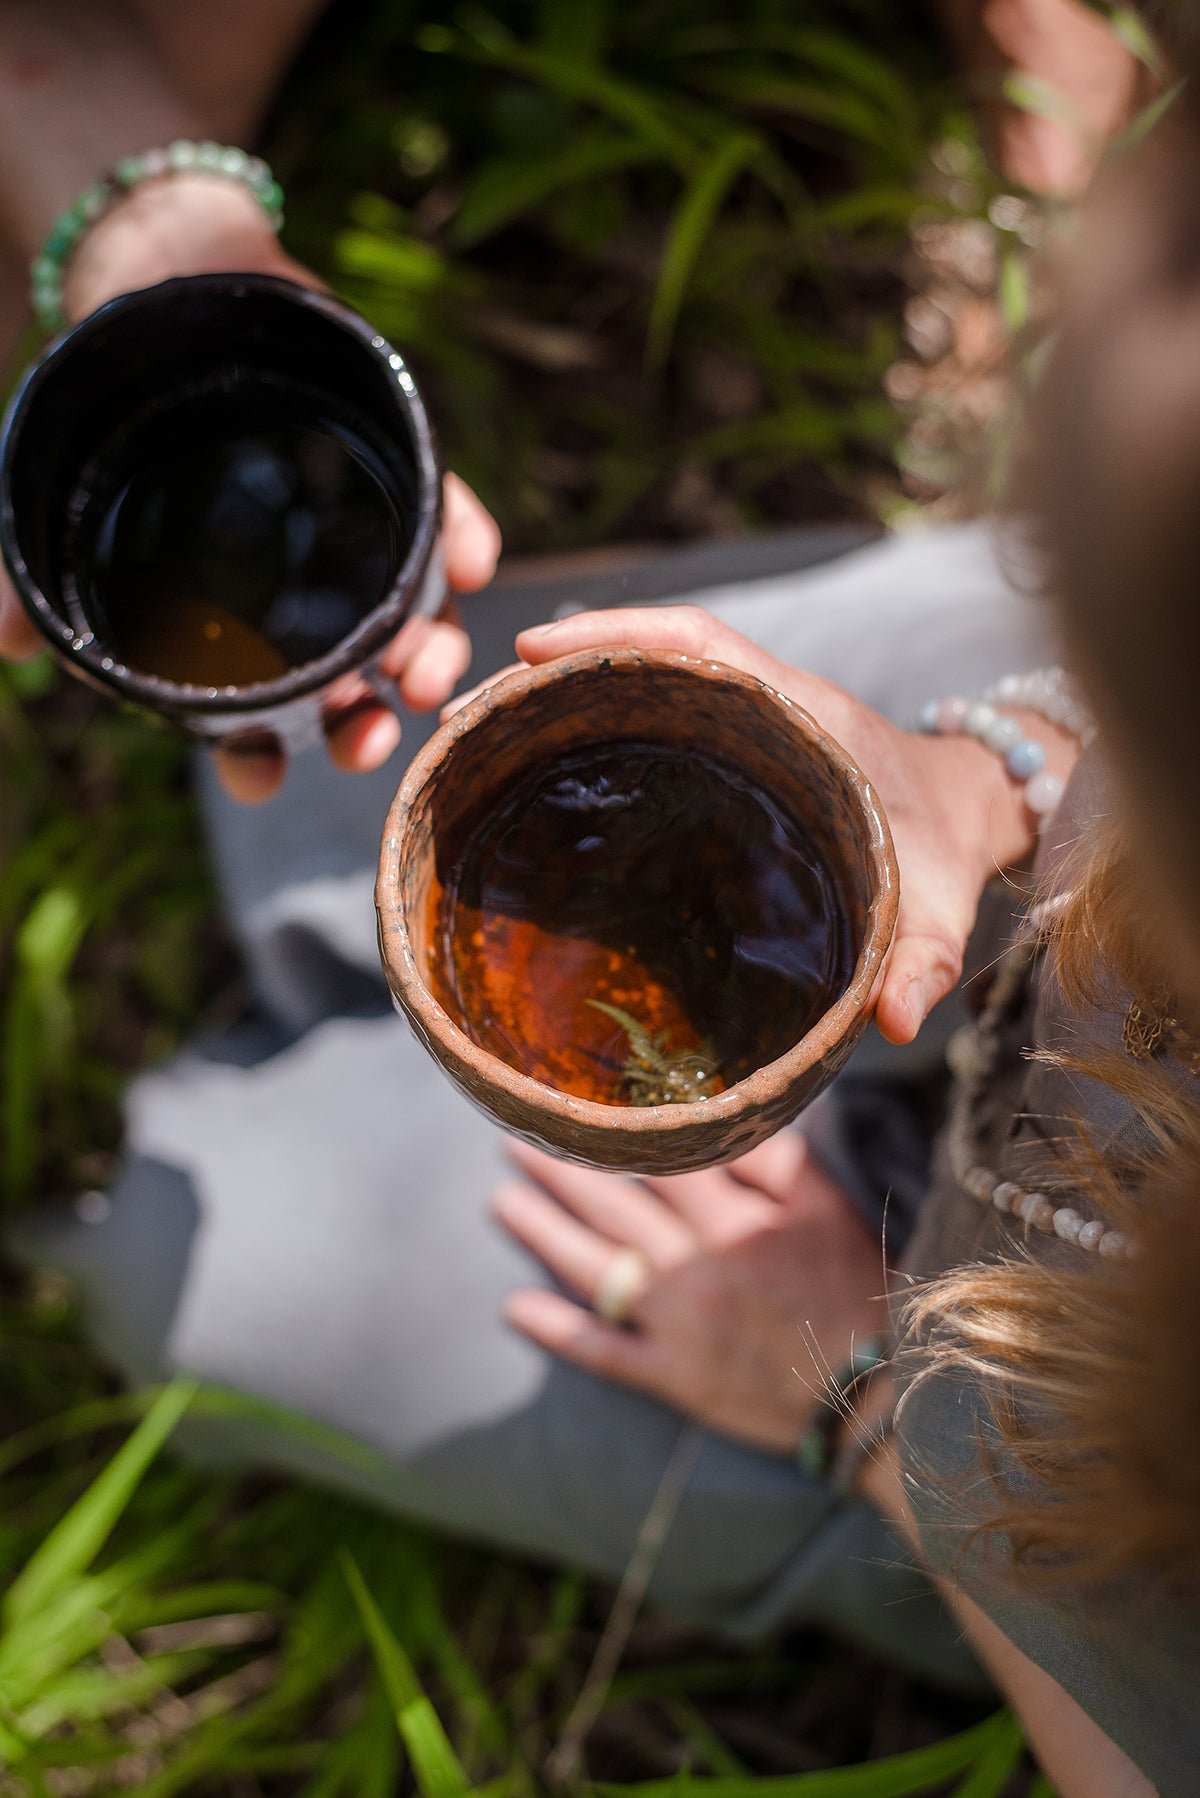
[375,647,898,1174]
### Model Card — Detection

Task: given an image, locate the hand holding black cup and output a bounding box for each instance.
[0,272,499,801]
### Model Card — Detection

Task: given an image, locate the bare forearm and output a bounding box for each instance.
[951,1590,1157,1797]
[0,2,202,257]
[858,1440,1156,1797]
[129,0,326,144]
[0,0,323,262]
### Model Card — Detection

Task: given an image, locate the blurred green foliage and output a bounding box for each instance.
[0,1374,1030,1793]
[276,0,992,549]
[0,668,218,1211]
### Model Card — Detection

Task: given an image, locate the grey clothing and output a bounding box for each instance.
[896,752,1200,1794]
[10,522,1056,1689]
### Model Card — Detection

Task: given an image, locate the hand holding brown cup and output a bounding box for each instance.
[376,646,899,1175]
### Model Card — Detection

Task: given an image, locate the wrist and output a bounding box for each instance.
[62,172,287,321]
[0,3,203,260]
[948,706,1080,886]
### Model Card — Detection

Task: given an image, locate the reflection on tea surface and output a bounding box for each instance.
[66,374,408,686]
[431,742,851,1105]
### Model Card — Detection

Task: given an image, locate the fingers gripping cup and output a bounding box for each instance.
[0,273,442,748]
[376,649,899,1175]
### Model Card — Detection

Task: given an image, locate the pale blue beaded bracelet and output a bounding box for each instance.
[982,665,1095,743]
[916,664,1094,824]
[30,141,285,335]
[916,694,1064,820]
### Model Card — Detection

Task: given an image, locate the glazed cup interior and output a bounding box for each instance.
[375,648,897,1174]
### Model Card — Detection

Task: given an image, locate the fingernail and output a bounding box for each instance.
[215,749,283,807]
[904,980,926,1029]
[360,710,402,766]
[519,622,557,641]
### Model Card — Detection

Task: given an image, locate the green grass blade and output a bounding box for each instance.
[409,1568,514,1774]
[0,1393,159,1478]
[0,1715,28,1760]
[3,1379,198,1629]
[998,249,1031,334]
[505,1566,587,1730]
[816,186,928,231]
[453,129,653,247]
[537,0,605,66]
[661,1697,748,1777]
[122,1580,284,1628]
[296,1685,400,1798]
[949,1710,1024,1796]
[189,1382,396,1476]
[1000,72,1080,137]
[0,1578,137,1703]
[128,1561,364,1798]
[588,1710,1012,1797]
[0,1507,203,1703]
[768,28,922,133]
[335,227,449,293]
[16,1651,210,1739]
[15,886,88,983]
[691,68,897,156]
[647,131,759,370]
[1107,6,1166,77]
[340,1549,470,1798]
[692,404,848,462]
[679,25,925,160]
[1107,81,1183,160]
[4,973,48,1205]
[420,19,696,168]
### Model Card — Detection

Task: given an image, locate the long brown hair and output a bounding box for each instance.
[903,17,1200,1588]
[904,844,1200,1588]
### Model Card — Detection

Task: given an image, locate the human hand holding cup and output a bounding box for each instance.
[376,641,900,1174]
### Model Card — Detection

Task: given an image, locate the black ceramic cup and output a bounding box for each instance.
[0,273,443,749]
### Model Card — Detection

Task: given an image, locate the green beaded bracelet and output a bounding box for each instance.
[30,141,285,335]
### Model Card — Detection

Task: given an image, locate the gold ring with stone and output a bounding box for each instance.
[593,1247,650,1324]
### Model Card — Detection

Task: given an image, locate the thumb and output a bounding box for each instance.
[873,926,965,1047]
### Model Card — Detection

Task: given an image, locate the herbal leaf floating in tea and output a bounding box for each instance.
[586,1000,721,1105]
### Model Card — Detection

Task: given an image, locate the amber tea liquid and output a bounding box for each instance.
[64,373,410,686]
[431,742,851,1106]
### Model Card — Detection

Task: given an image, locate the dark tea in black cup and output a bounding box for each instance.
[0,273,443,748]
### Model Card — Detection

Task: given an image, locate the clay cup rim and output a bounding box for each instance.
[375,648,898,1156]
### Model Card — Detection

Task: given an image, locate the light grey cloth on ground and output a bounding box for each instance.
[8,521,1055,1688]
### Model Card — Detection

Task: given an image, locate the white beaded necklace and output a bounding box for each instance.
[944,929,1134,1261]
